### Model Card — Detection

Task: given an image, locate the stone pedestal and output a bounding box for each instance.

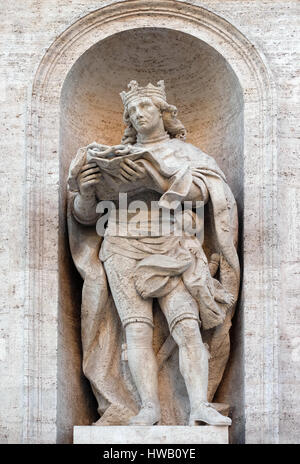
[73,426,229,444]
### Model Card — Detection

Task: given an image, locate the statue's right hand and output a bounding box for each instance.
[78,161,102,197]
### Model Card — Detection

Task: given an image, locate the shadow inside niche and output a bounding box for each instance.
[58,26,244,443]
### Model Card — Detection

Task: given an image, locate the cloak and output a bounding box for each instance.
[67,138,240,425]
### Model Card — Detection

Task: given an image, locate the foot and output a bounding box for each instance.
[189,402,232,426]
[129,402,161,426]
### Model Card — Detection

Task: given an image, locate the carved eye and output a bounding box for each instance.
[140,101,151,109]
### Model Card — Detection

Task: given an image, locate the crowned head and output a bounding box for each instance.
[120,80,167,108]
[120,80,186,144]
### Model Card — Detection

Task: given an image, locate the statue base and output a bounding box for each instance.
[73,425,229,444]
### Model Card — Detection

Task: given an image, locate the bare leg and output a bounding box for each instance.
[126,322,161,425]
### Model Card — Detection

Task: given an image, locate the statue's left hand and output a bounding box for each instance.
[118,158,147,183]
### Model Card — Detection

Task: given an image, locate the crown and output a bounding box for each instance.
[120,80,166,107]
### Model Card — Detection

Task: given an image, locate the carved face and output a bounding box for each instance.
[127,97,162,135]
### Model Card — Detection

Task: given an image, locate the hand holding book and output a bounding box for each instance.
[86,142,148,183]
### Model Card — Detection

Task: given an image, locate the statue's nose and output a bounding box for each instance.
[135,108,143,118]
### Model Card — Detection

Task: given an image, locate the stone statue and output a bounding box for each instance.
[67,80,240,427]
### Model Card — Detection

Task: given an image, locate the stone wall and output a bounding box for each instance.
[0,0,298,443]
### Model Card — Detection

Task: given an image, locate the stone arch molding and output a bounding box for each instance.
[25,0,278,444]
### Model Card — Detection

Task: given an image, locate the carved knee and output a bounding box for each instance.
[172,318,202,348]
[125,321,153,349]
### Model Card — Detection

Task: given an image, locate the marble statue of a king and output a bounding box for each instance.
[67,80,240,427]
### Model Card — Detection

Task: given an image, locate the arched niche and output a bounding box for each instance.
[25,0,278,445]
[59,27,244,440]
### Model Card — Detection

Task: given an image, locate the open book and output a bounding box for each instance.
[83,145,158,196]
[68,143,170,196]
[87,147,152,176]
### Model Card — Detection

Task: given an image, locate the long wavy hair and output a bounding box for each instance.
[121,96,187,144]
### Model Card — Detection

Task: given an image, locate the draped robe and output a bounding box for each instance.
[67,138,240,425]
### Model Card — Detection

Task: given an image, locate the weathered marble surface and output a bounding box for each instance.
[67,79,239,429]
[0,0,298,444]
[73,425,229,444]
